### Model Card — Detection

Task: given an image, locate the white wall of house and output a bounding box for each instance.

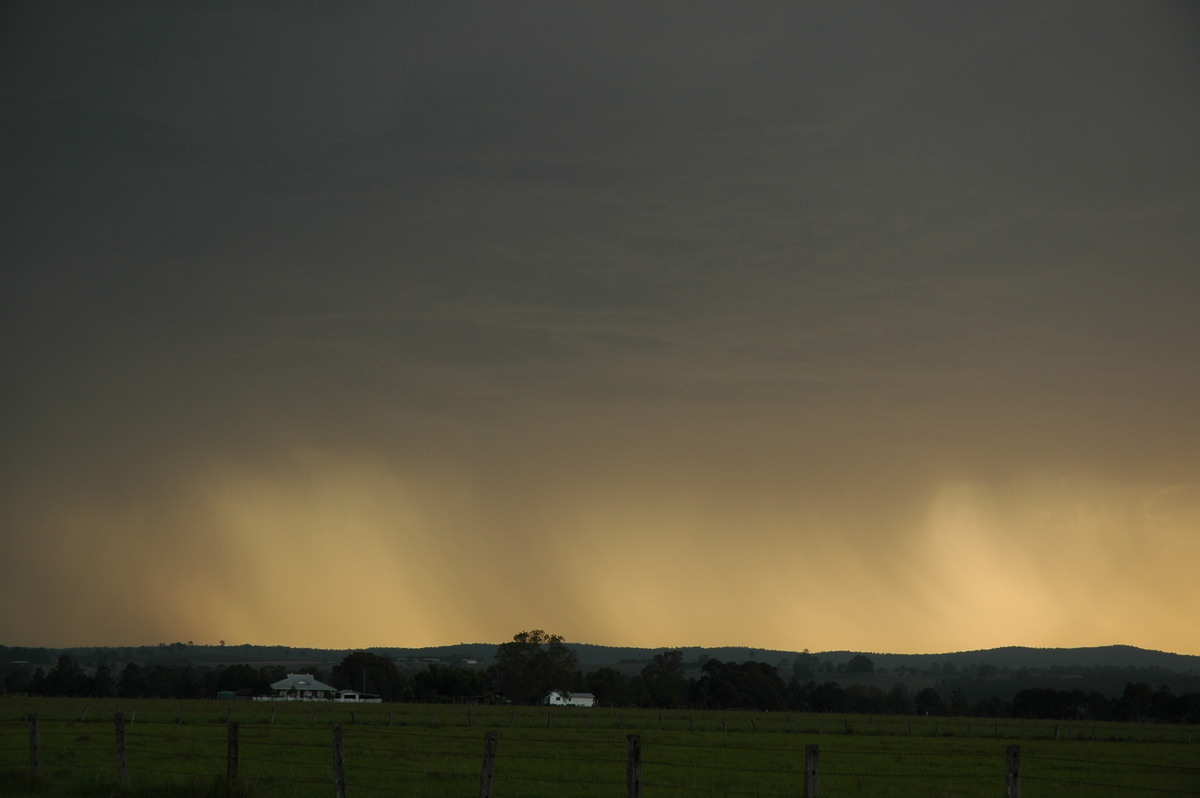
[545,690,595,707]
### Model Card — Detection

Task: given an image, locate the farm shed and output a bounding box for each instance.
[545,690,595,707]
[336,689,382,703]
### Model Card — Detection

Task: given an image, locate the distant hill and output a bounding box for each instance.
[361,642,1200,675]
[4,642,1198,675]
[845,645,1200,673]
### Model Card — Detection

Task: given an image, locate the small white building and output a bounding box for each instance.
[336,689,382,703]
[545,690,595,707]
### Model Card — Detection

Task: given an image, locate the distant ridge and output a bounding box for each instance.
[823,645,1200,673]
[4,642,1198,674]
[374,643,1200,673]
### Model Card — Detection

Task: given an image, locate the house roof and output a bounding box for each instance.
[270,673,336,692]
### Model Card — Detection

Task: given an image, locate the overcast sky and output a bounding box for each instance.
[3,2,1199,654]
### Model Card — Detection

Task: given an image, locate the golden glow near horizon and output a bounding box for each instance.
[6,446,1198,655]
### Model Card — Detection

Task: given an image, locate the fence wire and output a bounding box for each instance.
[2,708,1198,797]
[1024,774,1200,796]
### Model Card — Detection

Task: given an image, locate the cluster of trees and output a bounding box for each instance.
[1010,683,1200,724]
[7,635,1200,724]
[766,680,1200,723]
[6,656,290,700]
[5,652,423,702]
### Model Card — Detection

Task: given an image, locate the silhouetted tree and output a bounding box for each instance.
[1014,687,1093,720]
[412,664,487,703]
[845,684,889,714]
[972,693,1009,718]
[118,663,146,698]
[217,663,269,696]
[693,659,786,710]
[488,630,579,705]
[949,687,971,716]
[1115,682,1155,722]
[587,667,632,707]
[92,665,116,697]
[42,655,89,697]
[3,661,34,693]
[330,651,406,701]
[785,678,812,711]
[792,651,819,681]
[810,681,846,713]
[640,650,687,709]
[845,654,875,674]
[914,687,944,715]
[887,683,912,714]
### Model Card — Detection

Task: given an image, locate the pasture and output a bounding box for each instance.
[1,697,1196,797]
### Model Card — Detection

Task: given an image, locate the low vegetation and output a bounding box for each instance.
[1,696,1197,797]
[6,634,1200,724]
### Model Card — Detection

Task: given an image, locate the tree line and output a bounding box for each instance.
[6,632,1199,724]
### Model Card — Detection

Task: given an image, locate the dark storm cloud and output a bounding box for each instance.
[5,1,1197,423]
[3,2,1199,650]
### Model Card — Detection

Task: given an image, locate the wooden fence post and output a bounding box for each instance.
[626,734,643,798]
[115,713,129,784]
[805,744,820,798]
[27,715,40,779]
[1005,745,1021,798]
[478,731,498,798]
[227,721,239,787]
[332,723,346,798]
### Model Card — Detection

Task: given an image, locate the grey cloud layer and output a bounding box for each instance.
[3,3,1199,646]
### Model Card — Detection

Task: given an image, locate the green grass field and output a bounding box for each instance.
[1,698,1196,797]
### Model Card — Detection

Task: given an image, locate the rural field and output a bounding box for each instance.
[1,697,1197,797]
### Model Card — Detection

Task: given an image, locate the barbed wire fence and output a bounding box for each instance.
[3,711,1198,797]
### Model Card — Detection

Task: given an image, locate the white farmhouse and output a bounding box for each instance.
[254,674,385,702]
[264,673,338,701]
[544,690,595,707]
